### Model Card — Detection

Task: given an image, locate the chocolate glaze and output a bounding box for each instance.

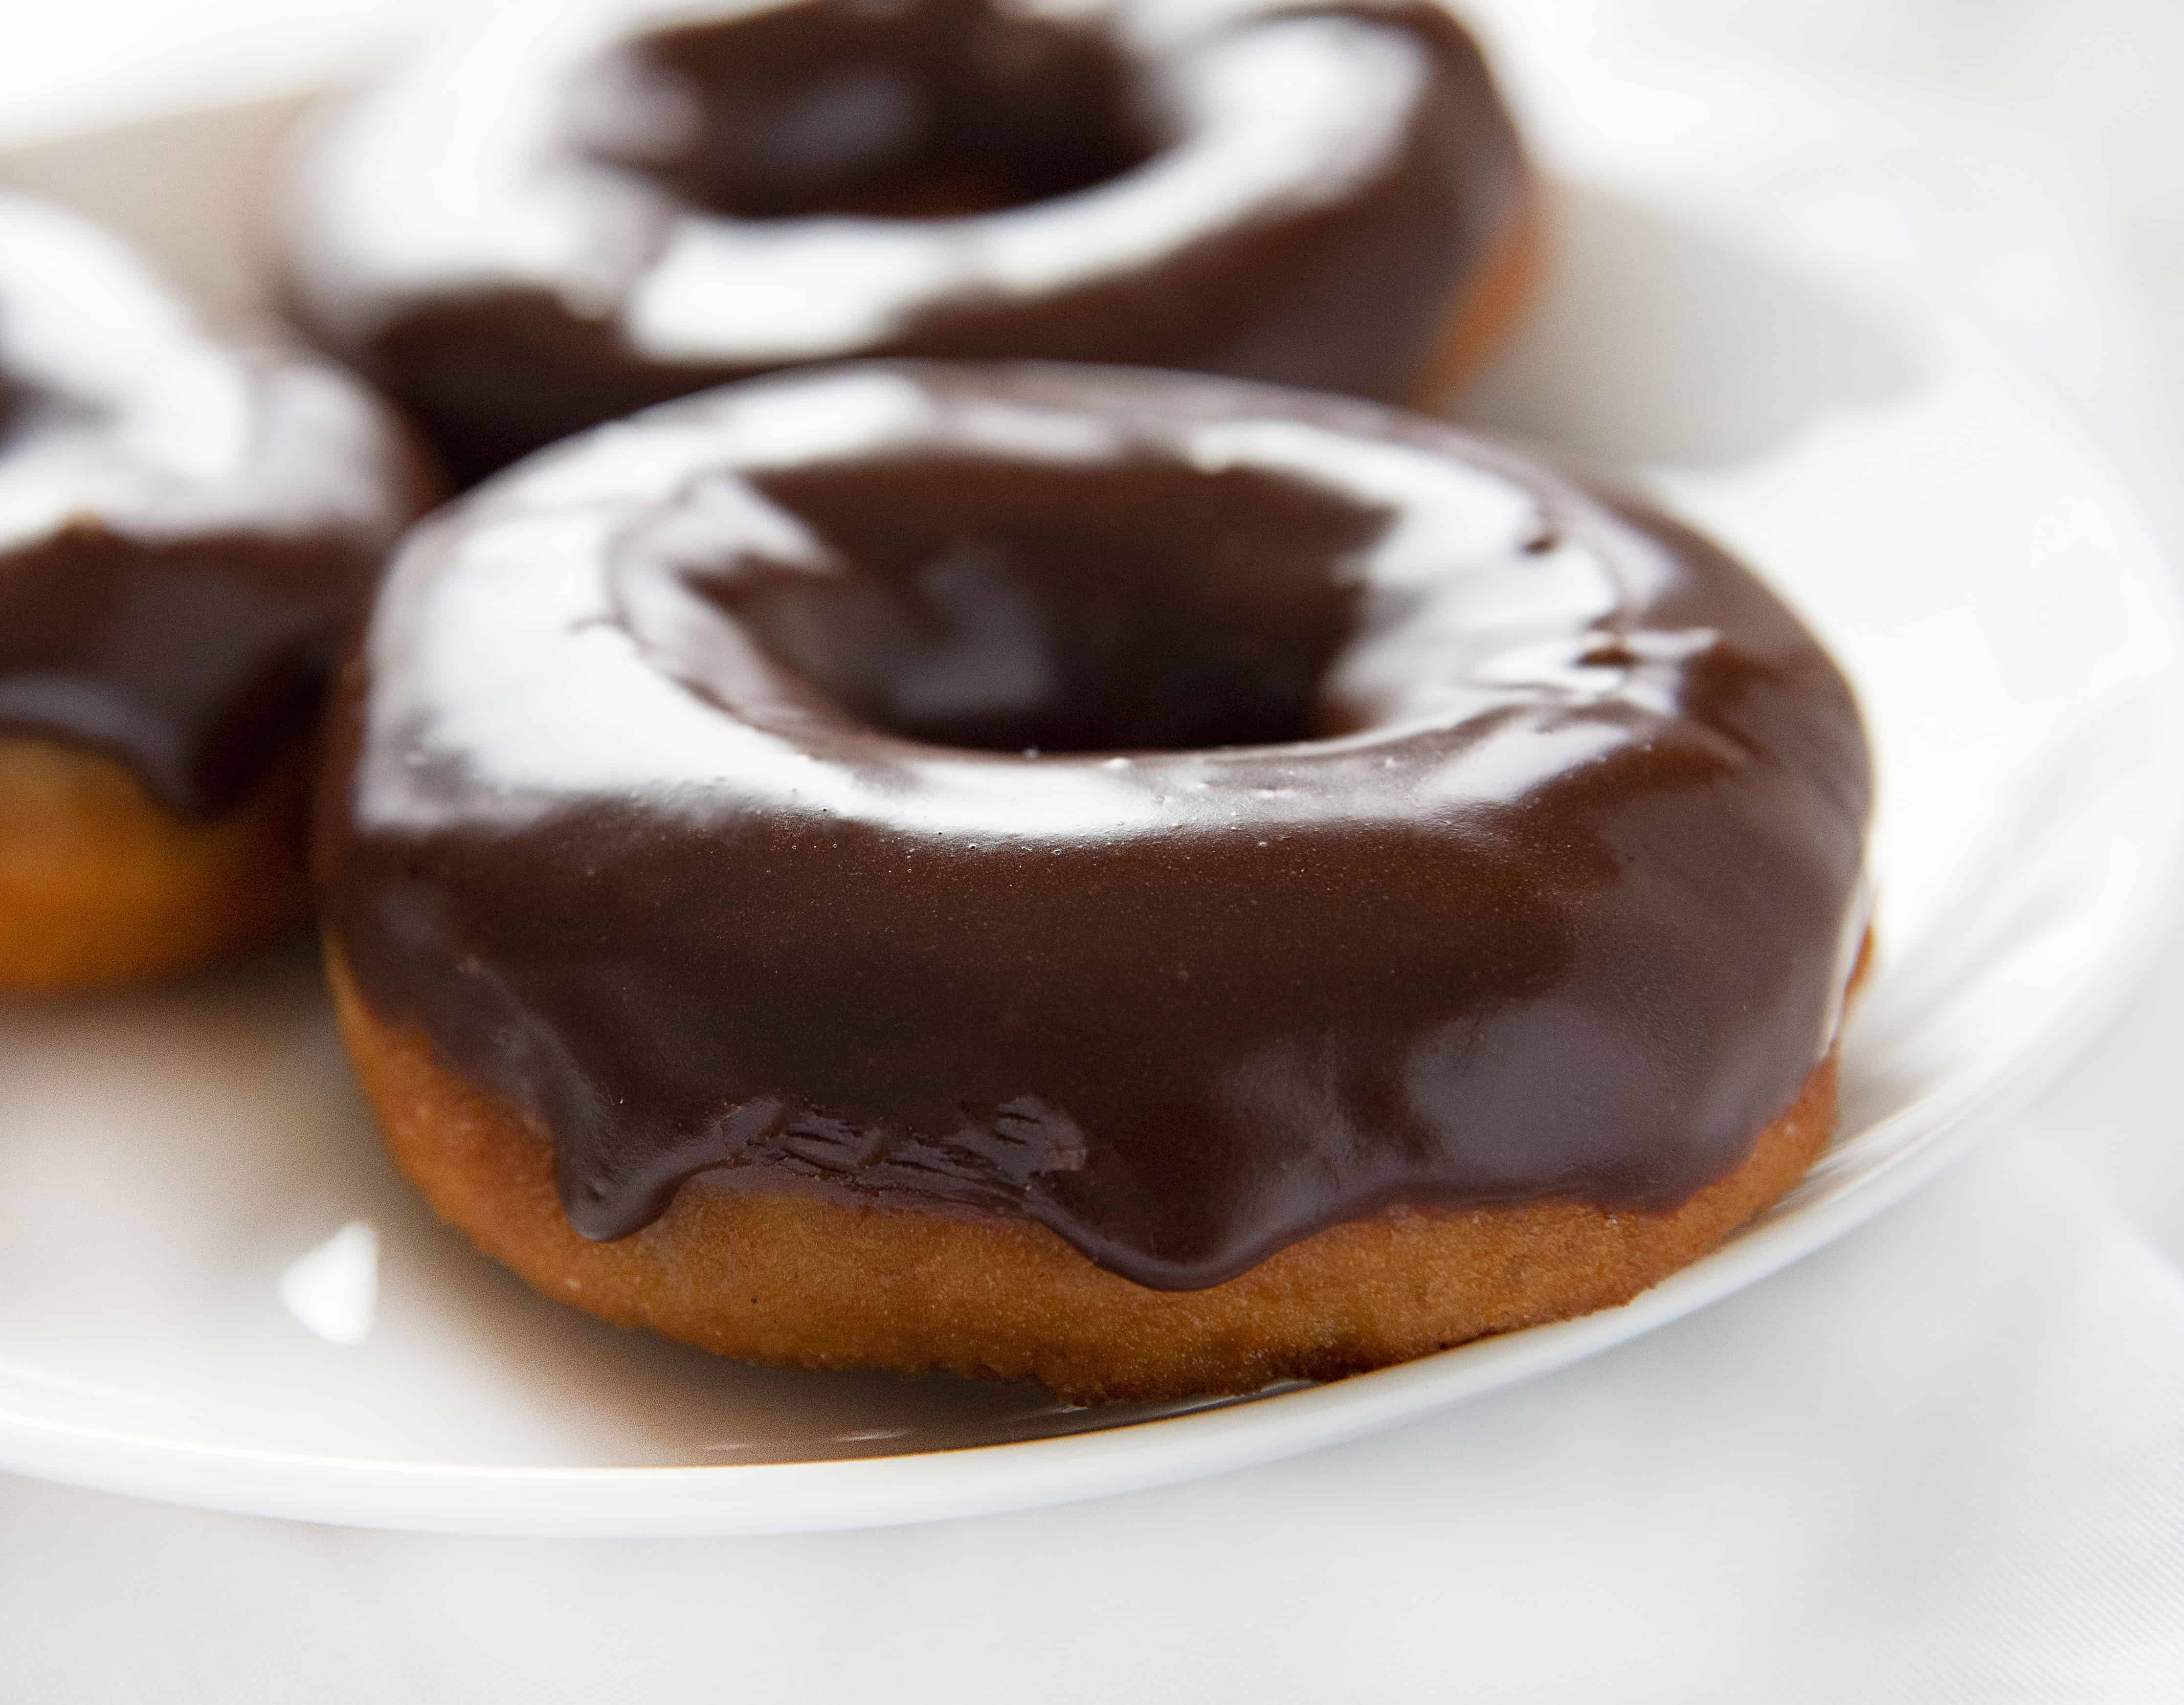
[321,363,1871,1290]
[281,0,1532,482]
[0,194,436,819]
[588,0,1159,219]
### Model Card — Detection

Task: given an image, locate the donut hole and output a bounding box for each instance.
[573,0,1159,221]
[639,457,1383,754]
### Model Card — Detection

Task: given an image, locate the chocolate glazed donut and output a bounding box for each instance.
[321,363,1871,1400]
[280,0,1539,483]
[0,194,437,994]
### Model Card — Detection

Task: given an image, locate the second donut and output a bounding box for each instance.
[280,0,1539,481]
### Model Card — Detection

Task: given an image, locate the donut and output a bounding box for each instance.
[0,194,437,996]
[279,0,1540,483]
[318,362,1872,1401]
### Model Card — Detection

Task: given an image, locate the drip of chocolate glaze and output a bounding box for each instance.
[321,363,1872,1290]
[0,194,434,818]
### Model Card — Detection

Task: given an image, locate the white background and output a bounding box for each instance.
[5,1,2184,1697]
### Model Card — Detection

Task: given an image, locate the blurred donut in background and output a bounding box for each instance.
[0,192,436,995]
[279,0,1541,482]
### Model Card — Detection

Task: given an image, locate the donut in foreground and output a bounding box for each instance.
[318,362,1872,1401]
[280,0,1540,483]
[0,194,436,996]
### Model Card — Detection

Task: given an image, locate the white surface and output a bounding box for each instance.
[10,1132,2183,1702]
[4,86,2181,1536]
[0,1,453,150]
[4,0,2184,1691]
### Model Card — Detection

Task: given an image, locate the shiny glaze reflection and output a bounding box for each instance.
[0,193,433,818]
[282,0,1531,481]
[322,363,1872,1289]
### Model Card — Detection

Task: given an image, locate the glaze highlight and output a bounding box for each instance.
[320,362,1871,1289]
[281,0,1533,480]
[0,193,434,819]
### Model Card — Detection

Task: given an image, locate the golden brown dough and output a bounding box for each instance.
[330,940,1840,1404]
[0,738,310,996]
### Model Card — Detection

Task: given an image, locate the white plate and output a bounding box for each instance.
[0,92,2180,1538]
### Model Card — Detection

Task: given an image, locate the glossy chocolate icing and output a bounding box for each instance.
[282,0,1532,482]
[325,363,1871,1290]
[0,194,435,818]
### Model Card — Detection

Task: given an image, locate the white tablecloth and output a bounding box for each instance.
[5,3,2184,1697]
[6,1135,2183,1703]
